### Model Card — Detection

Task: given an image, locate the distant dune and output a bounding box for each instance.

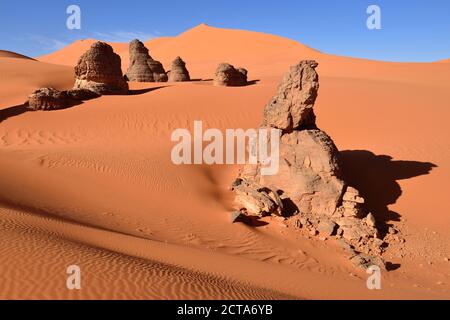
[1,24,449,299]
[0,50,34,60]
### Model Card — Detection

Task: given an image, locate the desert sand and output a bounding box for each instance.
[1,24,449,299]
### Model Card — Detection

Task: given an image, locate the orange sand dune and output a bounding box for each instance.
[0,50,34,60]
[1,25,450,299]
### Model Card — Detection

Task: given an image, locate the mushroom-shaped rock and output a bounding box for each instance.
[125,39,168,82]
[168,56,190,82]
[74,41,128,95]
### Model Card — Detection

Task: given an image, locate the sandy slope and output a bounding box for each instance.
[1,25,449,299]
[0,50,34,60]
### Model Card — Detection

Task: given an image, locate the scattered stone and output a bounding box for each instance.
[388,226,398,235]
[336,239,354,252]
[230,211,243,223]
[74,41,128,94]
[350,253,385,270]
[233,183,279,216]
[214,63,248,86]
[168,56,190,82]
[444,257,449,262]
[27,87,72,111]
[125,39,168,83]
[317,220,337,236]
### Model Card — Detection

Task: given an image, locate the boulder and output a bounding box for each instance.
[125,39,168,82]
[27,87,72,111]
[168,56,190,82]
[74,41,128,95]
[214,63,247,86]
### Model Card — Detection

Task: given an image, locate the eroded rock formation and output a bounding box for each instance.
[168,56,190,82]
[125,39,168,82]
[74,41,128,95]
[214,63,247,86]
[27,87,72,111]
[231,60,385,269]
[27,87,100,111]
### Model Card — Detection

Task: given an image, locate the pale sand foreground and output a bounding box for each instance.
[0,25,449,299]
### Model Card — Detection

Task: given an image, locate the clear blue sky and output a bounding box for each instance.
[0,0,449,62]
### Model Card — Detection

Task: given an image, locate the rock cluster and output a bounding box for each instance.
[214,63,248,86]
[74,41,128,95]
[27,87,99,111]
[168,56,190,82]
[125,39,168,82]
[231,60,384,269]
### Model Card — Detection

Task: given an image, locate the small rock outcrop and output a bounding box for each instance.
[27,87,100,111]
[74,41,128,95]
[125,39,168,82]
[168,57,190,82]
[214,63,247,86]
[231,60,385,269]
[27,87,72,111]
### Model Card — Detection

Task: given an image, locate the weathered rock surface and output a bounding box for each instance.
[214,63,247,86]
[231,60,387,269]
[74,41,128,95]
[125,39,168,83]
[168,56,190,82]
[27,87,101,111]
[27,87,72,111]
[263,60,318,131]
[66,88,100,100]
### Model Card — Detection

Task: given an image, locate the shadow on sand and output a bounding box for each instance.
[128,85,171,95]
[340,150,436,237]
[0,104,28,123]
[0,86,170,123]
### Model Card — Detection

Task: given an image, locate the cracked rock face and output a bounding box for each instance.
[214,63,247,86]
[74,41,129,95]
[168,56,190,82]
[231,60,385,268]
[239,128,345,217]
[263,60,319,131]
[125,39,168,83]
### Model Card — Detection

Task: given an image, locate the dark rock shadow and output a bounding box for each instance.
[0,100,86,123]
[245,79,260,86]
[385,262,401,271]
[235,215,269,227]
[189,78,205,82]
[340,150,436,236]
[128,85,170,95]
[0,104,28,123]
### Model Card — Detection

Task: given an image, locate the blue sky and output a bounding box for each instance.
[0,0,449,62]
